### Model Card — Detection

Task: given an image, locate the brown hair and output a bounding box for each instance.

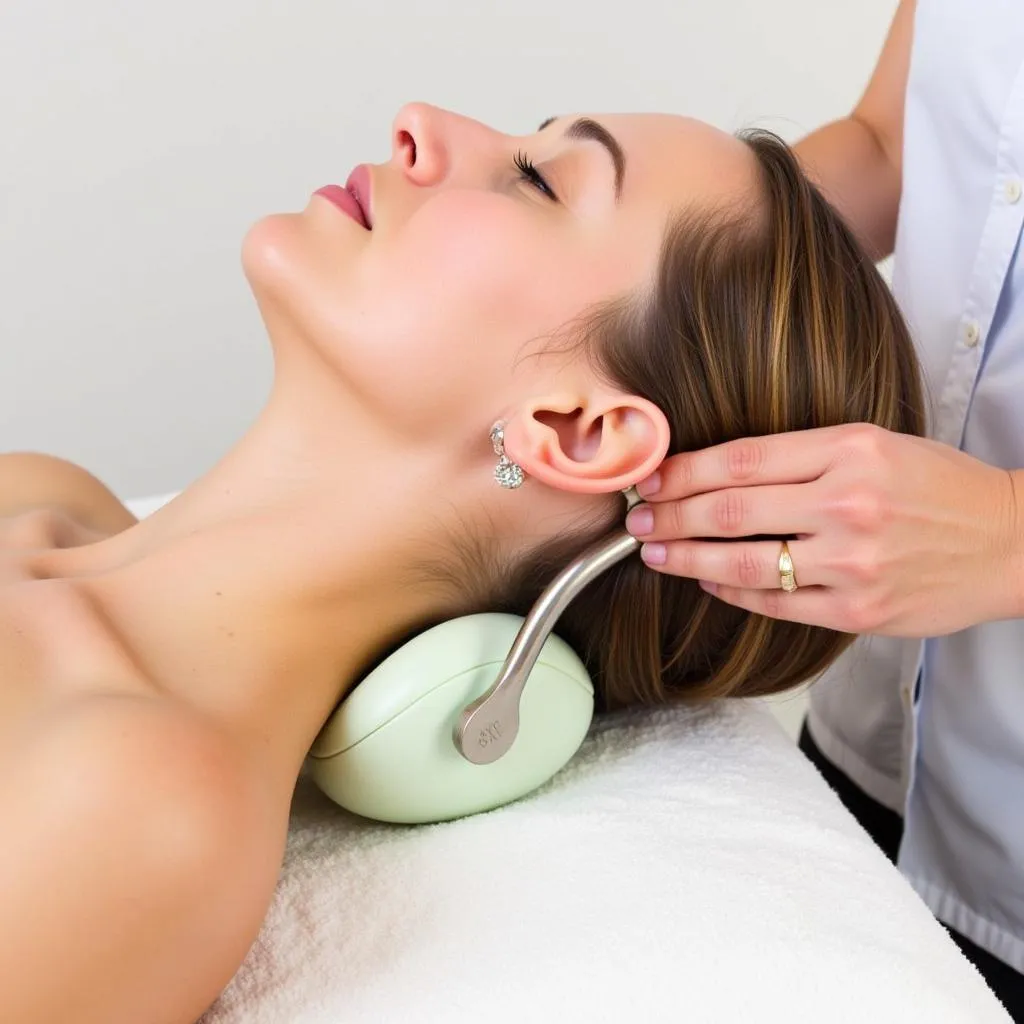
[477,130,923,712]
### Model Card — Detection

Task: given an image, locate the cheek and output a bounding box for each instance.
[349,194,625,413]
[357,201,550,425]
[373,193,575,339]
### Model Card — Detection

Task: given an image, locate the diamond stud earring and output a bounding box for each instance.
[490,421,526,489]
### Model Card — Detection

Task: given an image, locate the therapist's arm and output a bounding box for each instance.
[794,0,916,260]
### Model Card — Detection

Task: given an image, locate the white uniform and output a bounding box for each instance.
[808,0,1024,973]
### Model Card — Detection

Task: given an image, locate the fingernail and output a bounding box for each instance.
[699,580,718,596]
[636,472,661,498]
[641,542,666,566]
[626,506,654,536]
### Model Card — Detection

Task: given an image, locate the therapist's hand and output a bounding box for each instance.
[625,423,1023,636]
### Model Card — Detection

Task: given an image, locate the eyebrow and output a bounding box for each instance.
[538,116,626,199]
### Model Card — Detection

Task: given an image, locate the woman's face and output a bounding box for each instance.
[242,104,754,443]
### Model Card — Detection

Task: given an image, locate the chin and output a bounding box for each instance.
[240,212,309,301]
[240,213,363,376]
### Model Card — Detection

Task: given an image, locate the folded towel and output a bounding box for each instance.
[198,701,1010,1023]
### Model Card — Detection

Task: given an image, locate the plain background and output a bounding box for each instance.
[1,0,899,498]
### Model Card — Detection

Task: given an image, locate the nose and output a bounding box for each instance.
[390,102,498,188]
[390,103,451,187]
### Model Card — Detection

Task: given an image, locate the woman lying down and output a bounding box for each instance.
[0,103,923,1023]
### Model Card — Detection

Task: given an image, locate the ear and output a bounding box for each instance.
[502,391,670,495]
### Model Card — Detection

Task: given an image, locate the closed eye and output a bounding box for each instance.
[513,150,558,202]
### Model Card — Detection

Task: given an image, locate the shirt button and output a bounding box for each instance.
[1006,178,1022,204]
[964,320,980,347]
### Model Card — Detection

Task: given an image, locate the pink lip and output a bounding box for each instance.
[345,165,373,227]
[314,165,373,230]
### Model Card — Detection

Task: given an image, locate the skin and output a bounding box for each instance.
[0,104,755,1023]
[625,0,1024,638]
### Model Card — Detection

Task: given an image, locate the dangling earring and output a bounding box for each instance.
[490,421,526,489]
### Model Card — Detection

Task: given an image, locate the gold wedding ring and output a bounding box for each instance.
[778,541,799,593]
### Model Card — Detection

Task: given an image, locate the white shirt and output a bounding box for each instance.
[808,0,1024,973]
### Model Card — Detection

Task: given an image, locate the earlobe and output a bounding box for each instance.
[503,393,670,495]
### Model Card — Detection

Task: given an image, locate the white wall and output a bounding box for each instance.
[0,0,898,498]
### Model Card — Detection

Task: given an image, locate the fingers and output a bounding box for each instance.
[639,538,856,631]
[637,426,855,503]
[699,582,848,631]
[640,537,820,590]
[626,483,822,542]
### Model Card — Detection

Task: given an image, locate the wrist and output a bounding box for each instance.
[1006,470,1024,619]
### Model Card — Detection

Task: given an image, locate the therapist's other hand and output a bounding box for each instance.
[625,423,1022,636]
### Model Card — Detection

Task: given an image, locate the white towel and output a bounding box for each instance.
[198,701,1010,1023]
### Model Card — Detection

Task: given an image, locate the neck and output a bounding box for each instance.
[61,367,485,775]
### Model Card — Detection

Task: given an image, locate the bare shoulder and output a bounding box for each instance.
[16,692,284,833]
[0,694,288,1024]
[0,451,138,535]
